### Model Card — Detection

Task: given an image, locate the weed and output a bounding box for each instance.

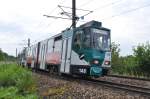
[0,63,38,99]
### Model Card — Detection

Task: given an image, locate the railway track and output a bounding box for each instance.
[35,70,150,97]
[106,75,150,81]
[84,78,150,97]
[63,76,150,97]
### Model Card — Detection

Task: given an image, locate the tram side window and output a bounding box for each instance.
[82,28,91,48]
[54,40,62,52]
[47,39,54,53]
[53,36,62,53]
[74,31,83,49]
[83,34,91,48]
[28,47,31,56]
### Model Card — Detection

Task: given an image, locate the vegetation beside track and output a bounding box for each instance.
[0,63,38,99]
[111,42,150,78]
[0,49,16,61]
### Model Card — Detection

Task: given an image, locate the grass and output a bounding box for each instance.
[111,65,150,78]
[0,63,38,99]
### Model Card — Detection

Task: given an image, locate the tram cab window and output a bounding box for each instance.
[91,28,110,51]
[74,30,83,49]
[83,28,91,48]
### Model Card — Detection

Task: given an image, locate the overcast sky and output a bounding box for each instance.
[0,0,150,56]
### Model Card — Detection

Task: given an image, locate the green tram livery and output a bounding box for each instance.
[19,20,111,77]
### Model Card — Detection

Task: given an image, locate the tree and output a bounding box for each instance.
[111,42,121,67]
[111,42,137,75]
[133,42,150,76]
[0,49,4,61]
[0,49,16,61]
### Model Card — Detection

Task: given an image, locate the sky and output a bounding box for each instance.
[0,0,150,56]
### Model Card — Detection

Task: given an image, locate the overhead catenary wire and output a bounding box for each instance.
[36,0,66,29]
[58,5,92,12]
[101,3,150,21]
[43,0,122,26]
[58,5,72,18]
[79,1,150,23]
[32,0,67,44]
[57,5,93,23]
[76,0,123,23]
[44,0,120,26]
[93,0,122,12]
[32,1,150,44]
[78,0,95,8]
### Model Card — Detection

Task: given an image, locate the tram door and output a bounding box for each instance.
[60,30,73,73]
[31,45,36,68]
[39,41,47,70]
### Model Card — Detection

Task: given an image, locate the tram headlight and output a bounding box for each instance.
[104,61,110,65]
[93,60,99,65]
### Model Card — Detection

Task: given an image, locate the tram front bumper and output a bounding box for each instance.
[90,66,102,77]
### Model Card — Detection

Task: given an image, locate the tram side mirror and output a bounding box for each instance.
[79,53,85,60]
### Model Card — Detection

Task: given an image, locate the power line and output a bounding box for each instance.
[93,0,122,12]
[58,5,72,18]
[79,2,150,24]
[47,0,66,15]
[32,0,67,44]
[57,5,93,22]
[77,0,122,21]
[58,5,92,12]
[78,0,94,8]
[101,3,150,21]
[43,15,71,20]
[41,0,69,31]
[48,0,66,15]
[36,0,66,30]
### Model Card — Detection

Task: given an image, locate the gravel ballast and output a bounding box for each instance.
[33,73,150,99]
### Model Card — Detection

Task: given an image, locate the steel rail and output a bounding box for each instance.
[34,70,150,97]
[82,78,150,96]
[106,75,150,81]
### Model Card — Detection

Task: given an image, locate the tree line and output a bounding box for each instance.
[111,42,150,77]
[0,49,16,61]
[0,42,150,77]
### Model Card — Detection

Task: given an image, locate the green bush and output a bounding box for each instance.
[0,64,38,98]
[111,42,150,78]
[0,87,37,99]
[133,42,150,77]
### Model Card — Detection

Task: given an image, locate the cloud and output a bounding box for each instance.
[105,0,150,55]
[0,0,150,56]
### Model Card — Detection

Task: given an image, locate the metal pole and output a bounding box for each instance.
[16,48,18,64]
[28,38,30,47]
[72,0,76,29]
[16,48,17,58]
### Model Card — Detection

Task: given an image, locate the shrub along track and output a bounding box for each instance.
[34,70,150,98]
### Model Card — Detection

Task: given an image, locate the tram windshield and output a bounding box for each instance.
[91,28,110,51]
[74,28,110,51]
